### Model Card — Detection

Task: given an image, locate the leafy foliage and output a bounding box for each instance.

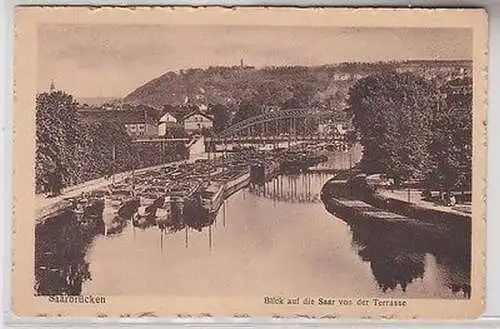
[232,97,264,125]
[347,71,438,184]
[163,123,189,139]
[36,91,82,191]
[207,103,231,133]
[347,71,472,192]
[35,91,187,194]
[426,77,472,192]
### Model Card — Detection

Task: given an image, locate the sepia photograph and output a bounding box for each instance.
[12,7,487,319]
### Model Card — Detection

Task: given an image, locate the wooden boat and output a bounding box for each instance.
[224,171,251,199]
[131,185,166,226]
[132,206,156,229]
[250,160,279,183]
[159,195,185,231]
[201,182,225,214]
[165,180,205,229]
[105,186,140,220]
[72,202,85,215]
[102,211,128,236]
[108,186,137,204]
[156,207,168,228]
[68,192,105,219]
[103,195,121,217]
[138,186,166,208]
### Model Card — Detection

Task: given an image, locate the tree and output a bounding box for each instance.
[255,79,292,106]
[426,77,472,193]
[281,97,301,110]
[163,123,188,138]
[346,70,438,185]
[35,90,191,194]
[36,91,83,194]
[232,96,264,125]
[208,103,231,133]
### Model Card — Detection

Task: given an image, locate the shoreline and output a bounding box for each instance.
[320,175,471,252]
[36,159,190,223]
[35,146,354,222]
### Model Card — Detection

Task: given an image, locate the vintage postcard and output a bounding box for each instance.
[12,7,487,319]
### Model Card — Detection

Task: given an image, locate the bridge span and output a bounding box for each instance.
[207,108,350,152]
[218,108,336,138]
[204,134,349,152]
[131,108,351,155]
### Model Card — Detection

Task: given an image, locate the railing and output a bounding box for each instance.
[133,137,190,142]
[205,135,346,143]
[218,108,335,137]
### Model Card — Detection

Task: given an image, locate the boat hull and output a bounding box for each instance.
[202,184,225,214]
[224,173,250,199]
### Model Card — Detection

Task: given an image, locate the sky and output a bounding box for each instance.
[37,24,472,98]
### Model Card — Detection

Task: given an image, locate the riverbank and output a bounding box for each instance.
[324,172,471,221]
[320,174,471,252]
[36,160,188,223]
[376,188,472,216]
[321,179,430,228]
[34,169,470,298]
[36,145,353,222]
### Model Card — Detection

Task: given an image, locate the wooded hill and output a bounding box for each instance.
[123,60,471,113]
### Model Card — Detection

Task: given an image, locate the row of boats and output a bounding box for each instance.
[69,147,330,236]
[75,155,253,235]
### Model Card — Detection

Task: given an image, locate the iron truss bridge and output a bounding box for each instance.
[218,108,336,138]
[133,138,190,143]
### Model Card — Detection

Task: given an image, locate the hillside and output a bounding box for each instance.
[123,60,472,112]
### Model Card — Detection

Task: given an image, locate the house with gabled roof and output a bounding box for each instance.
[79,104,160,138]
[183,110,214,133]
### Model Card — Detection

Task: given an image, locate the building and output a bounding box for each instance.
[333,73,351,81]
[158,112,180,137]
[159,111,177,123]
[318,122,350,136]
[79,105,159,138]
[183,111,214,133]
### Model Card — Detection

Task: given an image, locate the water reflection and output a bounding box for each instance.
[36,172,470,298]
[351,221,470,297]
[35,210,95,295]
[34,200,139,295]
[351,224,425,293]
[248,173,330,203]
[330,192,471,298]
[251,172,470,298]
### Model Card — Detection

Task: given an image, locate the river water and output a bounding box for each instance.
[56,172,469,299]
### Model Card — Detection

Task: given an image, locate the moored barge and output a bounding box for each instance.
[201,182,225,214]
